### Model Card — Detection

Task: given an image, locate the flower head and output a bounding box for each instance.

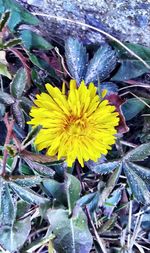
[28,80,119,167]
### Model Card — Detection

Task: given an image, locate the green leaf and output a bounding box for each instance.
[47,208,93,253]
[99,165,122,206]
[28,53,58,80]
[0,216,31,252]
[1,0,39,30]
[65,37,87,84]
[0,62,11,79]
[10,182,48,205]
[125,143,150,162]
[22,125,41,147]
[10,68,27,98]
[121,98,148,121]
[43,174,81,212]
[112,42,150,61]
[3,38,22,49]
[16,200,30,218]
[43,179,67,206]
[0,180,16,227]
[111,42,150,81]
[123,161,150,204]
[89,160,121,174]
[85,44,117,84]
[20,30,53,50]
[66,174,81,212]
[0,91,14,105]
[111,60,150,81]
[104,187,122,217]
[0,11,10,31]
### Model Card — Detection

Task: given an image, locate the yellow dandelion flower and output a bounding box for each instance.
[28,80,119,167]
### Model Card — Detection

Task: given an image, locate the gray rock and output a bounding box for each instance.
[16,0,150,46]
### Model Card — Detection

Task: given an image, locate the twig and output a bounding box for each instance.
[134,242,145,253]
[85,206,108,253]
[32,13,150,69]
[119,84,150,91]
[127,200,133,251]
[54,47,73,78]
[120,91,150,109]
[1,114,14,176]
[120,140,138,148]
[0,75,4,92]
[129,212,142,251]
[124,79,150,87]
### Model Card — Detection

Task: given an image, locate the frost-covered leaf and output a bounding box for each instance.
[99,165,122,206]
[141,210,150,232]
[47,208,93,253]
[24,158,55,178]
[125,142,150,162]
[74,192,99,215]
[75,192,97,208]
[0,91,14,105]
[100,82,118,95]
[10,68,27,98]
[124,162,150,188]
[0,216,31,252]
[43,174,81,211]
[12,100,25,128]
[10,182,48,205]
[121,98,148,121]
[123,161,150,204]
[85,44,117,84]
[10,175,42,187]
[65,37,87,84]
[104,187,123,217]
[0,179,16,227]
[89,160,120,174]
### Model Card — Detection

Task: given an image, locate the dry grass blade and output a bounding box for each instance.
[32,13,150,70]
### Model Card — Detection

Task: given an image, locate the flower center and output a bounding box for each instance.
[63,114,88,136]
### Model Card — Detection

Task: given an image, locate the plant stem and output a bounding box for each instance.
[1,114,14,176]
[76,160,85,192]
[85,206,108,253]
